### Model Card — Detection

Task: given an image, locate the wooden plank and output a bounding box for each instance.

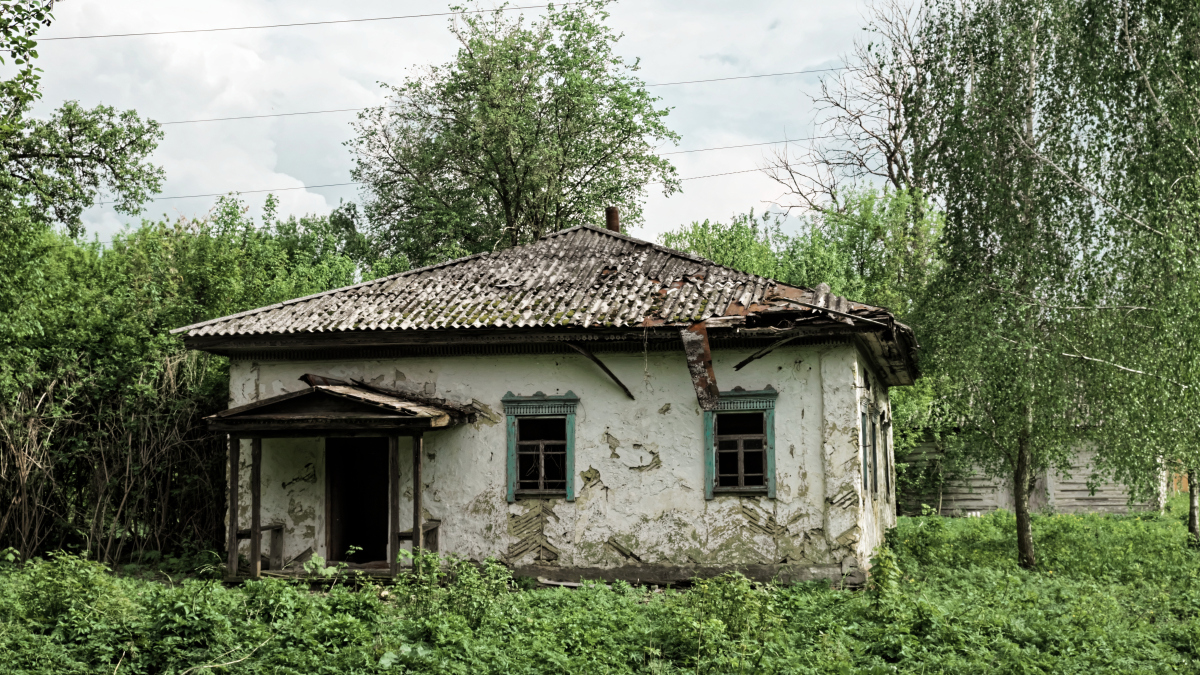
[680,322,720,410]
[412,432,424,558]
[703,411,715,500]
[269,526,284,571]
[505,415,517,503]
[565,412,576,502]
[765,408,776,499]
[226,436,240,580]
[212,428,430,439]
[732,335,800,371]
[388,436,400,577]
[398,520,441,553]
[209,417,444,432]
[236,523,283,538]
[564,342,636,400]
[250,438,262,579]
[324,439,333,564]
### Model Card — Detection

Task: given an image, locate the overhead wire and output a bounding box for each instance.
[102,160,780,206]
[44,9,839,213]
[38,5,563,41]
[158,69,842,126]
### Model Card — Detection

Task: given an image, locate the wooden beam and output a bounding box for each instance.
[733,335,801,371]
[250,438,262,579]
[268,526,284,571]
[412,432,424,567]
[207,417,448,434]
[680,322,720,410]
[388,436,400,577]
[565,342,635,400]
[226,435,240,581]
[324,439,333,564]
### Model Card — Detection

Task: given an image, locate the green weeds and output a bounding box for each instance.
[1,507,1198,673]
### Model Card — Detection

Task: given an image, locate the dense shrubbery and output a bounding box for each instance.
[2,501,1197,673]
[0,197,385,563]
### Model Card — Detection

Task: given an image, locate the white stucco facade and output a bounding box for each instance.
[228,341,896,583]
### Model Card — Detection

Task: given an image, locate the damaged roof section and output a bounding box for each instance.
[208,374,475,436]
[174,225,919,385]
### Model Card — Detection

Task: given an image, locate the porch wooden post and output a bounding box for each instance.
[250,438,262,579]
[226,435,240,580]
[412,432,424,559]
[388,436,400,577]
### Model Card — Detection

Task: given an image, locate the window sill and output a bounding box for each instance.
[515,491,567,500]
[713,488,770,497]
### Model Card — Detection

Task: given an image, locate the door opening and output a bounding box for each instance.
[326,437,389,563]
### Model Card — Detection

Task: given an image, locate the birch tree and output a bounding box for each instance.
[1072,0,1200,541]
[915,0,1117,568]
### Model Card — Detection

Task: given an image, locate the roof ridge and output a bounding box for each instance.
[556,224,789,286]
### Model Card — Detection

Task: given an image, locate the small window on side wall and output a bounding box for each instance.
[704,387,777,499]
[502,391,578,503]
[516,417,568,493]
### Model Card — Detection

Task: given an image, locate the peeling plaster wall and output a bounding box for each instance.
[224,343,893,578]
[853,354,897,567]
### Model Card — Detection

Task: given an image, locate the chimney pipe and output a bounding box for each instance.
[605,206,620,233]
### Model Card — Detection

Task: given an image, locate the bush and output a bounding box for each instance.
[0,512,1198,673]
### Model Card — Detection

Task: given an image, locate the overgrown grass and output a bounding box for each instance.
[2,499,1198,673]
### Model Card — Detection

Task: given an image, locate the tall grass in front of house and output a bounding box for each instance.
[2,500,1198,674]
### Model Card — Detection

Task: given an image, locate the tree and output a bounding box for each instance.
[349,1,680,267]
[911,0,1179,568]
[1064,0,1200,542]
[0,0,163,379]
[660,189,948,460]
[0,194,366,560]
[761,0,937,215]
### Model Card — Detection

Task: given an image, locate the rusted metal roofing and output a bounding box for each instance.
[174,225,894,337]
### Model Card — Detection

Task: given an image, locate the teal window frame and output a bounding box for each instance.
[703,387,777,500]
[502,391,578,503]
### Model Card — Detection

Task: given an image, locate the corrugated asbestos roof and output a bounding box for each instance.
[174,225,890,338]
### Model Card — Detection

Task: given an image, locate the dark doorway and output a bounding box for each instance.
[326,437,389,563]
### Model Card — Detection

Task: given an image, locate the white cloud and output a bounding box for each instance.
[32,0,865,242]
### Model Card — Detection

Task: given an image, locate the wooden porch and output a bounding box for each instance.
[208,375,472,581]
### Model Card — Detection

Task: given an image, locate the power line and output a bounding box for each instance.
[159,70,844,126]
[660,135,831,155]
[108,163,769,205]
[38,5,560,41]
[136,182,359,203]
[647,67,841,87]
[160,107,375,126]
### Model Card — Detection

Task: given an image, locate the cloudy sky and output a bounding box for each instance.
[31,0,868,242]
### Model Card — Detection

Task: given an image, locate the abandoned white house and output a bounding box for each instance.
[173,223,920,584]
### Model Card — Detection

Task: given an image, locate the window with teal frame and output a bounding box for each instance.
[502,391,578,503]
[703,387,777,500]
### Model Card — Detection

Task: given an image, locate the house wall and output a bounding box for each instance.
[227,341,892,582]
[854,355,897,565]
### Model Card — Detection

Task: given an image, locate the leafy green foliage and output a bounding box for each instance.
[1,508,1198,673]
[658,188,940,320]
[910,0,1149,567]
[350,0,680,267]
[0,197,365,562]
[658,189,953,461]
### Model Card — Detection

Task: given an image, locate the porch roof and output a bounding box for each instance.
[207,374,473,437]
